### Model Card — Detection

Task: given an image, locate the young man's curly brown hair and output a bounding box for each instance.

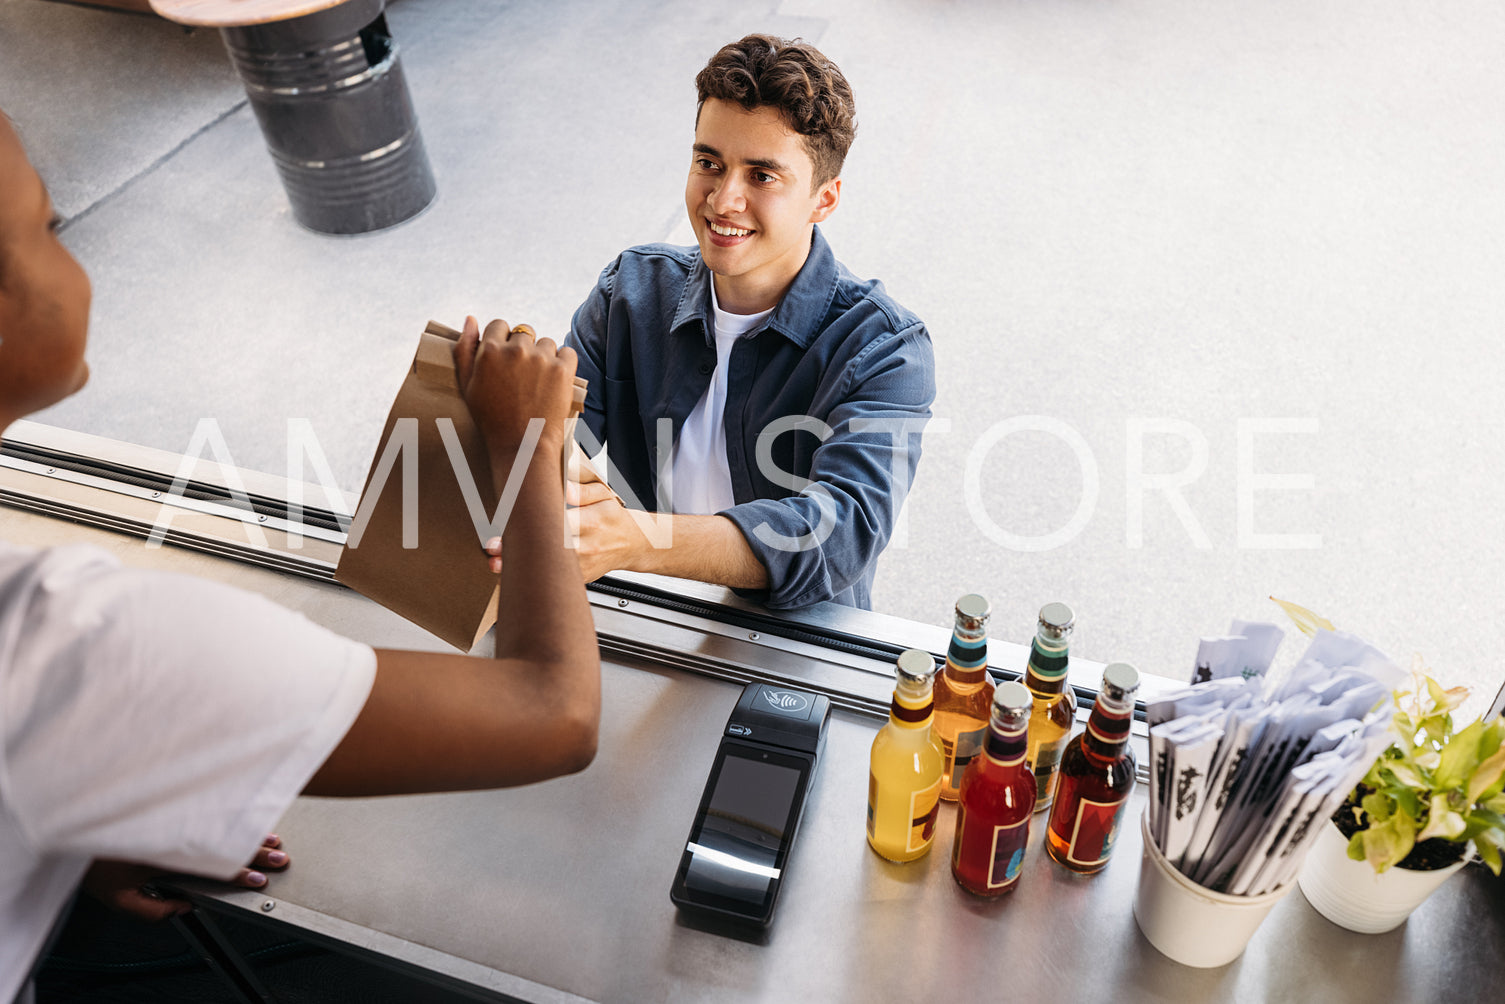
[695,34,857,190]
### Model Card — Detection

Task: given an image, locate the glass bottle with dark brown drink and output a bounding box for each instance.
[951,681,1036,896]
[1045,662,1139,874]
[1024,602,1076,812]
[933,594,994,802]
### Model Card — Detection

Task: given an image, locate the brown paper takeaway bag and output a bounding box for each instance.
[335,321,585,651]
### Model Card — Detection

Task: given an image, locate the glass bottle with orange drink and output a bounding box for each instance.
[933,594,994,801]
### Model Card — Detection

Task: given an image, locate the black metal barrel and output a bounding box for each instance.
[221,0,436,235]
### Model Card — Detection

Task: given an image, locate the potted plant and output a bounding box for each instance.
[1297,665,1505,933]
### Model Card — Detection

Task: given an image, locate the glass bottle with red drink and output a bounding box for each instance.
[951,681,1036,896]
[1045,662,1139,874]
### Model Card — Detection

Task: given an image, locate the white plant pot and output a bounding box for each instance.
[1297,820,1468,934]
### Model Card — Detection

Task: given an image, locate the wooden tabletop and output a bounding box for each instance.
[149,0,354,27]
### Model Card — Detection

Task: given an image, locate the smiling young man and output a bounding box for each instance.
[559,34,936,610]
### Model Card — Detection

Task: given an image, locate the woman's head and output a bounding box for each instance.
[0,113,90,432]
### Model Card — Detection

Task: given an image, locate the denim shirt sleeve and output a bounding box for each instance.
[719,320,936,609]
[562,257,616,451]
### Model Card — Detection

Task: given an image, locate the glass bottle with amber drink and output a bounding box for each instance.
[1046,662,1139,874]
[867,649,945,863]
[951,681,1036,896]
[934,594,995,801]
[1024,601,1077,812]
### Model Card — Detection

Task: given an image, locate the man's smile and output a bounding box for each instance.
[709,221,753,237]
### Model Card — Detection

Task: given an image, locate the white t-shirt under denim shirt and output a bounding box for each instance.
[666,284,774,515]
[0,542,376,1002]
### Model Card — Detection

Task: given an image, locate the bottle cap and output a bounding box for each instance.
[954,593,990,630]
[993,680,1032,715]
[1038,602,1075,641]
[1101,662,1140,701]
[896,648,937,685]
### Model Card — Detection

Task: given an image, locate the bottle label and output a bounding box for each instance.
[984,726,1028,766]
[1087,711,1131,745]
[943,727,987,793]
[890,697,934,728]
[953,808,1029,890]
[946,635,988,683]
[1030,738,1067,799]
[988,816,1030,888]
[1064,795,1129,868]
[948,635,988,669]
[908,777,943,853]
[1033,767,1057,804]
[1027,642,1068,681]
[866,772,877,840]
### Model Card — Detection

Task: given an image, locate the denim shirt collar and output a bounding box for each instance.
[669,226,839,350]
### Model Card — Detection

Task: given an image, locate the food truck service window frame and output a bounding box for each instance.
[0,419,1183,746]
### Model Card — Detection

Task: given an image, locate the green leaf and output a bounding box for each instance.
[1434,720,1483,790]
[1345,831,1367,862]
[1361,791,1393,822]
[1476,831,1503,876]
[1417,794,1467,842]
[1477,722,1505,802]
[1388,786,1421,819]
[1385,762,1428,790]
[1467,744,1505,804]
[1362,820,1414,872]
[1424,677,1470,714]
[1468,808,1505,832]
[1270,597,1335,637]
[1474,831,1502,872]
[1418,714,1452,750]
[1392,712,1416,742]
[1425,676,1448,709]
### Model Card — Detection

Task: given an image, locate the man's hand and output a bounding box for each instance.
[453,314,578,463]
[81,834,290,922]
[485,444,653,581]
[568,495,646,582]
[482,443,621,574]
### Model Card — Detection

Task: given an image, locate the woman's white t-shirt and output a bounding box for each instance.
[0,542,376,999]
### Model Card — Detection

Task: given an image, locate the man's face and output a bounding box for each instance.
[685,98,841,314]
[0,116,90,430]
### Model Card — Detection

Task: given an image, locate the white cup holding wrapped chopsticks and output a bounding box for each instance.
[1136,621,1404,966]
[1133,812,1297,968]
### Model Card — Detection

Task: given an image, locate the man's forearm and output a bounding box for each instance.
[632,513,769,590]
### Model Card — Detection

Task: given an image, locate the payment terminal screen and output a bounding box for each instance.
[683,752,803,905]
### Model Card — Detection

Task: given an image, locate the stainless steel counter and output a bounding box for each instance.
[5,461,1503,1003]
[202,667,1502,1003]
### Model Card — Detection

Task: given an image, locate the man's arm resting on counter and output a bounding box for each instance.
[570,497,769,590]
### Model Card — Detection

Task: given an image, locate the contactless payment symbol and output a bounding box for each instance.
[760,689,812,715]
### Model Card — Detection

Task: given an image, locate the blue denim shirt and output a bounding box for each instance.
[564,227,936,609]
